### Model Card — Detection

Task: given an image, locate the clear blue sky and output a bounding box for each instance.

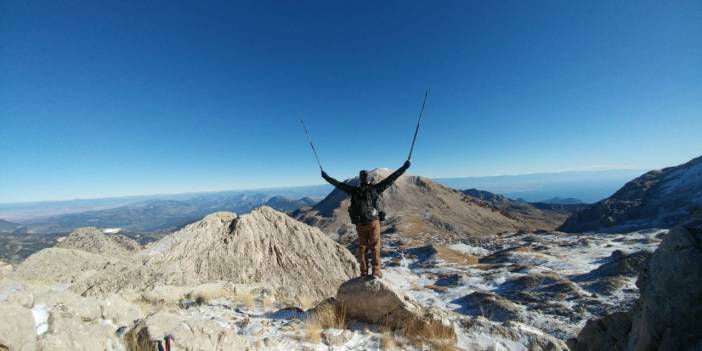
[1,0,701,203]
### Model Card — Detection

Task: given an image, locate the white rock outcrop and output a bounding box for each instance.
[74,207,358,305]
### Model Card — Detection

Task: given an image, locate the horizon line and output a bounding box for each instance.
[0,167,647,206]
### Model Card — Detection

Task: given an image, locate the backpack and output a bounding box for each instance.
[348,186,385,224]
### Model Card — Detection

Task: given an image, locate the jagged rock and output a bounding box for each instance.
[100,293,143,325]
[573,250,651,295]
[74,207,358,305]
[626,218,702,350]
[0,301,37,351]
[57,227,140,257]
[336,276,452,336]
[452,291,523,322]
[459,316,569,351]
[569,311,631,351]
[498,272,582,303]
[573,217,702,350]
[39,314,122,351]
[322,329,354,346]
[43,291,103,322]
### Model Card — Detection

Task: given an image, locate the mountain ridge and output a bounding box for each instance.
[559,155,702,232]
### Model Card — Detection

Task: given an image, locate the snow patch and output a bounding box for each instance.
[31,304,49,336]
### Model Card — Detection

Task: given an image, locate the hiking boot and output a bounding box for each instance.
[372,270,383,279]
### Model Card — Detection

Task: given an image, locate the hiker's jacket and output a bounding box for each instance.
[322,162,410,224]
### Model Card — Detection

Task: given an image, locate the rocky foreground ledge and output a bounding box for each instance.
[570,217,702,351]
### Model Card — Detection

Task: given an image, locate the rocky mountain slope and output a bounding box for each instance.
[461,188,571,229]
[560,155,702,232]
[294,169,566,244]
[0,219,23,233]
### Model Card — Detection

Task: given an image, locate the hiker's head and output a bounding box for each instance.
[359,170,371,185]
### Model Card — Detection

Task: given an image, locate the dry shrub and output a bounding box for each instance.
[298,295,317,310]
[380,327,397,350]
[397,317,457,351]
[304,302,347,343]
[124,320,153,351]
[305,321,322,343]
[235,289,256,308]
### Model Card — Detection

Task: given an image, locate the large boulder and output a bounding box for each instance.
[572,217,702,350]
[336,277,452,334]
[0,302,37,351]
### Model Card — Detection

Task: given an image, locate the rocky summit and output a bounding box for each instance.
[295,168,566,245]
[70,207,359,305]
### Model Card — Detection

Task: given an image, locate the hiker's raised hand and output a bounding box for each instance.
[321,170,328,178]
[404,160,411,168]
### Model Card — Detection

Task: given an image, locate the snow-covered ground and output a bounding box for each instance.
[140,229,664,350]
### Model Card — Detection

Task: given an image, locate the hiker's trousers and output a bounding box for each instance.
[355,220,381,275]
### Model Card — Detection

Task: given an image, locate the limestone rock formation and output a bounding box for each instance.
[74,207,358,305]
[560,155,702,232]
[57,227,140,257]
[571,217,702,350]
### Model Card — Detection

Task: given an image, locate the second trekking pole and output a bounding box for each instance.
[300,119,324,171]
[407,90,429,161]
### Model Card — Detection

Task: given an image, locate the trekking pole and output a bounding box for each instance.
[407,90,429,161]
[300,119,324,171]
